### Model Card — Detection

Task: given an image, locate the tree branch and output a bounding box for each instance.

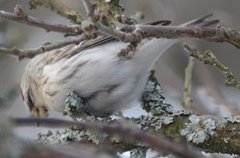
[0,5,83,34]
[1,4,240,50]
[12,117,202,158]
[184,45,240,90]
[0,34,95,60]
[28,0,83,24]
[182,56,195,108]
[49,74,240,155]
[81,0,240,50]
[31,113,240,155]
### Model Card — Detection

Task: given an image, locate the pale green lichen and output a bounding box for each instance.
[38,128,103,144]
[133,115,173,131]
[182,56,194,108]
[223,27,240,48]
[92,0,124,24]
[226,116,240,123]
[141,71,174,116]
[130,147,147,158]
[184,45,240,90]
[63,92,89,118]
[181,115,216,144]
[28,0,83,24]
[162,115,174,124]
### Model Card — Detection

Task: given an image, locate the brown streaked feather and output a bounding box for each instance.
[45,90,58,97]
[60,60,89,82]
[145,20,171,26]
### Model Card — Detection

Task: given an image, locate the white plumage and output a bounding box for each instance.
[20,15,218,117]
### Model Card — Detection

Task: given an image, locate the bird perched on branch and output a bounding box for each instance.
[20,14,218,117]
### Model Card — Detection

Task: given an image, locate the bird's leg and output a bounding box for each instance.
[30,106,48,126]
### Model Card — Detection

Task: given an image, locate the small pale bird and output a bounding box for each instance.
[20,14,218,117]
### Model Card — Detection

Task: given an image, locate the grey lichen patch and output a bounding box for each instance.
[130,147,147,158]
[38,128,103,145]
[223,27,240,48]
[133,115,173,131]
[162,115,174,125]
[181,115,216,144]
[63,92,88,118]
[141,71,174,116]
[226,116,240,123]
[92,0,124,24]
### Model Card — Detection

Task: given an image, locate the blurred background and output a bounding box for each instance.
[1,0,240,138]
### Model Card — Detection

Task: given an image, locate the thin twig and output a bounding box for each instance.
[0,5,83,34]
[28,0,83,24]
[12,117,201,158]
[0,34,94,60]
[182,56,195,108]
[184,44,240,90]
[81,0,146,58]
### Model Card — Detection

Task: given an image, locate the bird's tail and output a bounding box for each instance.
[181,13,219,27]
[134,13,219,70]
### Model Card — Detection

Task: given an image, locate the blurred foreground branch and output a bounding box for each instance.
[12,117,201,158]
[0,118,116,158]
[11,113,240,156]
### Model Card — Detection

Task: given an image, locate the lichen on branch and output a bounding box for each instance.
[184,44,240,90]
[28,0,83,24]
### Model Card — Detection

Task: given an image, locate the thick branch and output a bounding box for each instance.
[0,131,115,158]
[30,114,240,155]
[21,143,116,158]
[42,74,240,155]
[133,114,240,155]
[12,117,201,158]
